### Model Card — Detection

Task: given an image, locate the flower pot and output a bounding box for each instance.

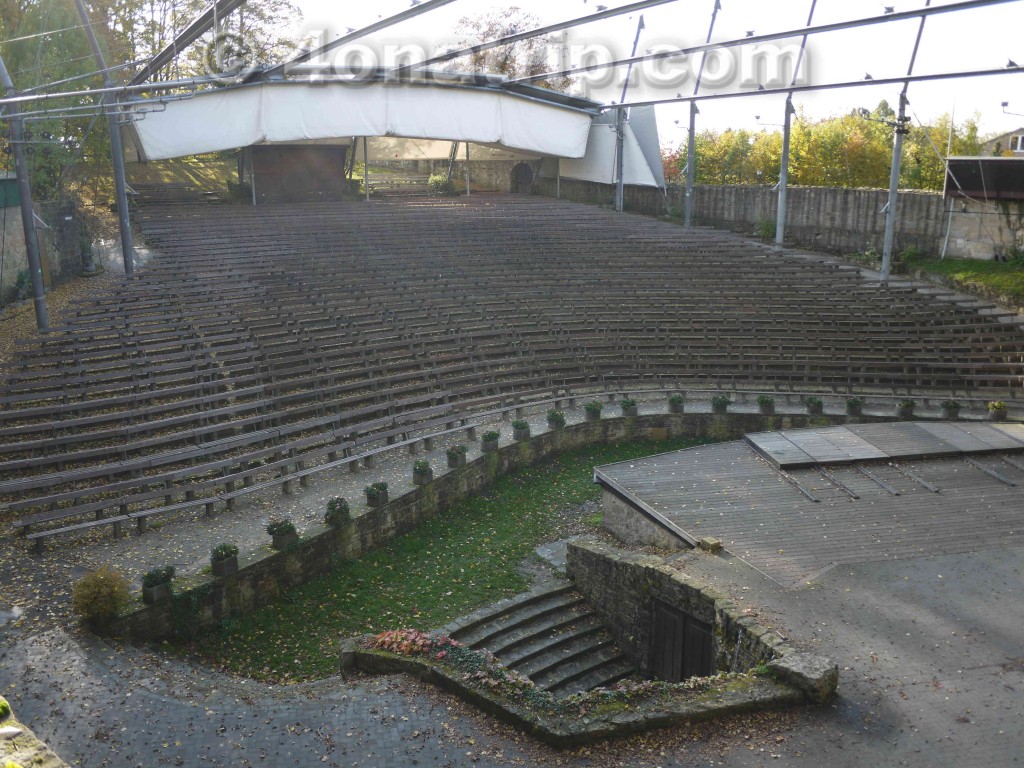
[447,452,466,469]
[142,583,171,606]
[366,490,388,508]
[212,555,238,578]
[846,403,863,417]
[668,402,685,414]
[413,468,433,486]
[482,438,499,453]
[711,402,728,415]
[622,406,639,418]
[546,419,564,431]
[941,405,960,420]
[513,426,531,441]
[272,531,298,550]
[758,402,775,416]
[989,408,1008,422]
[896,405,914,419]
[585,409,602,421]
[806,402,823,416]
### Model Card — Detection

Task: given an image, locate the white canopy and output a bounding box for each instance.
[128,80,595,161]
[557,108,664,188]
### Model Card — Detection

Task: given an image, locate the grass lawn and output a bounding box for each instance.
[189,436,709,682]
[905,256,1024,306]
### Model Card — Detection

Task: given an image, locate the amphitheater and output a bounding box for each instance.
[2,192,1024,767]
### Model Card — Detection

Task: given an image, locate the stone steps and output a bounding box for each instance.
[448,582,639,699]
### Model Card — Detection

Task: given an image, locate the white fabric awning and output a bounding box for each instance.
[128,81,594,161]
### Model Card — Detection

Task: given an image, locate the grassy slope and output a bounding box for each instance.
[906,256,1024,307]
[127,154,236,197]
[191,436,709,683]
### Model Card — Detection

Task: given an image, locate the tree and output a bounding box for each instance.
[448,7,573,92]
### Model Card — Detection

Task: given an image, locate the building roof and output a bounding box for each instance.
[596,422,1024,588]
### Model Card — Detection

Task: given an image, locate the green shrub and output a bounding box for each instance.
[364,482,388,500]
[756,394,775,407]
[0,696,10,719]
[72,566,130,625]
[584,401,604,414]
[710,395,730,407]
[413,460,431,473]
[142,565,175,588]
[941,399,960,410]
[620,398,637,409]
[897,398,915,409]
[806,396,823,407]
[266,519,296,536]
[756,217,776,242]
[12,269,31,301]
[846,396,864,408]
[427,174,456,196]
[511,419,529,430]
[988,400,1007,412]
[482,430,500,442]
[667,394,685,406]
[446,445,468,460]
[546,410,566,427]
[211,543,239,562]
[325,497,350,527]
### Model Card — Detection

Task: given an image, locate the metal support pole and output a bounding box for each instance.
[556,161,561,199]
[74,0,134,275]
[249,149,256,206]
[684,101,698,226]
[615,107,626,213]
[774,98,795,248]
[363,138,370,202]
[880,94,909,284]
[0,56,48,330]
[465,142,470,196]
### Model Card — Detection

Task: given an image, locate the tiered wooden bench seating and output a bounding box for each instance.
[2,194,1023,551]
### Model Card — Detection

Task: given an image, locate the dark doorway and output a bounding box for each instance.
[511,162,534,194]
[650,601,714,682]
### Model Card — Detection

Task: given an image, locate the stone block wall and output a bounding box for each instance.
[534,177,1018,260]
[566,539,788,677]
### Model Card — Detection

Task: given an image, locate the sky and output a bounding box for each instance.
[288,0,1024,147]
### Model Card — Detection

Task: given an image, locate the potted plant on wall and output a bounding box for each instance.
[941,399,961,420]
[584,401,604,421]
[447,444,468,468]
[711,395,730,415]
[267,519,298,550]
[512,419,531,441]
[364,482,389,508]
[620,398,639,418]
[325,497,351,527]
[481,430,500,453]
[896,398,915,419]
[756,394,775,415]
[988,400,1008,421]
[141,566,175,605]
[211,543,239,578]
[546,410,566,430]
[667,393,685,414]
[413,460,433,485]
[846,396,864,417]
[806,396,824,416]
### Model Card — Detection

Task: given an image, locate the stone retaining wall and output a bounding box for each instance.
[108,411,863,643]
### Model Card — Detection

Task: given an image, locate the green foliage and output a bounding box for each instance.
[511,419,529,430]
[663,102,982,191]
[191,437,710,681]
[72,566,130,625]
[427,174,457,196]
[142,565,175,588]
[482,430,500,442]
[901,256,1024,306]
[0,696,10,719]
[325,497,351,527]
[364,482,388,500]
[756,217,776,242]
[546,410,566,427]
[846,397,864,408]
[988,401,1007,412]
[755,394,775,407]
[413,460,431,474]
[266,519,296,536]
[584,401,604,414]
[941,399,961,410]
[897,399,915,409]
[710,395,731,407]
[668,394,685,406]
[12,270,31,302]
[447,445,469,460]
[619,398,637,409]
[806,396,823,407]
[211,543,238,562]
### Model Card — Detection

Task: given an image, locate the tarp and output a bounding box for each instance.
[128,81,594,161]
[557,111,661,187]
